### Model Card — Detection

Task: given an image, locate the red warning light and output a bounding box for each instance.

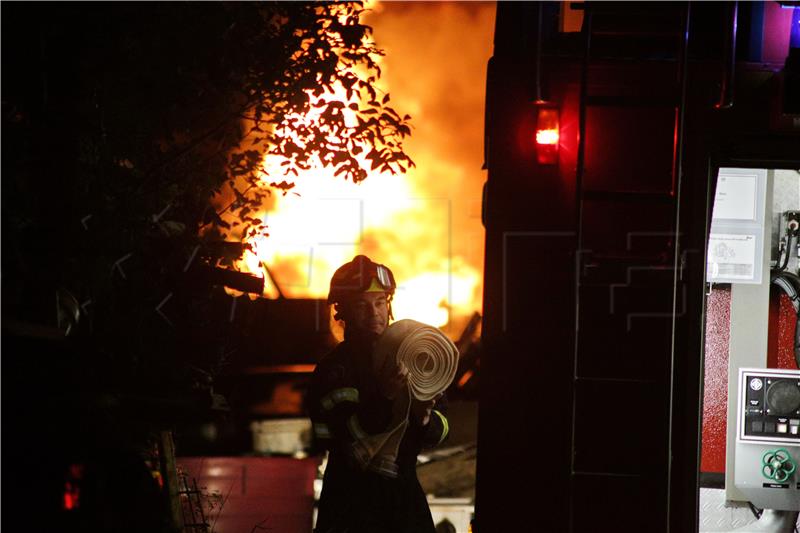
[63,481,80,510]
[62,463,84,511]
[535,107,559,165]
[63,484,77,510]
[536,129,559,145]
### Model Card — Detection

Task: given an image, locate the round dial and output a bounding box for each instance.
[766,380,800,416]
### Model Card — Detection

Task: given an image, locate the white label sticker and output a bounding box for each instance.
[713,173,758,221]
[707,233,757,281]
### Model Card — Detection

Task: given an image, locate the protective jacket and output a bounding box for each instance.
[309,336,449,533]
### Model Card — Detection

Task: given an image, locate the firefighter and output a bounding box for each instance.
[309,255,449,533]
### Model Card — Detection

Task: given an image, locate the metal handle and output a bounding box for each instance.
[481,181,488,228]
[716,2,738,109]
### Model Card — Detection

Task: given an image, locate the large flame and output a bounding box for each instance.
[218,2,495,336]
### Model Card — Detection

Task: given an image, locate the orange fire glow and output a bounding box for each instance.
[216,2,495,336]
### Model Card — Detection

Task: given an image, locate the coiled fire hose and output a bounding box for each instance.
[351,320,459,476]
[373,319,460,401]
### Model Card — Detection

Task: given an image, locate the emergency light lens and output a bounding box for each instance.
[536,129,559,145]
[535,107,559,164]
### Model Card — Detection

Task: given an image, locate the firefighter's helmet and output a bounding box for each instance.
[327,255,396,305]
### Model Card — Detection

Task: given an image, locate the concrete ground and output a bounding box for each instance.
[417,400,478,500]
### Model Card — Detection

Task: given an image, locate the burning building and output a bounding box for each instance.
[213,2,495,340]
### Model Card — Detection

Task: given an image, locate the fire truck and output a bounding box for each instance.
[477,2,800,532]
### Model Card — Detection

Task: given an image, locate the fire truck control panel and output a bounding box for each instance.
[734,368,800,512]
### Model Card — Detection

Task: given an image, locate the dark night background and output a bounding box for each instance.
[11,2,798,532]
[1,3,417,531]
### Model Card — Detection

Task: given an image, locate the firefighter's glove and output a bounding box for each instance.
[379,361,409,401]
[411,393,442,426]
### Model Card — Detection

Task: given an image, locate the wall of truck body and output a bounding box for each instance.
[477,3,800,532]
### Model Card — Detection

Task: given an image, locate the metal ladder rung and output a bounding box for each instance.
[570,1,681,15]
[591,29,681,38]
[581,189,675,202]
[575,376,659,384]
[571,470,644,479]
[583,253,674,264]
[586,94,678,108]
